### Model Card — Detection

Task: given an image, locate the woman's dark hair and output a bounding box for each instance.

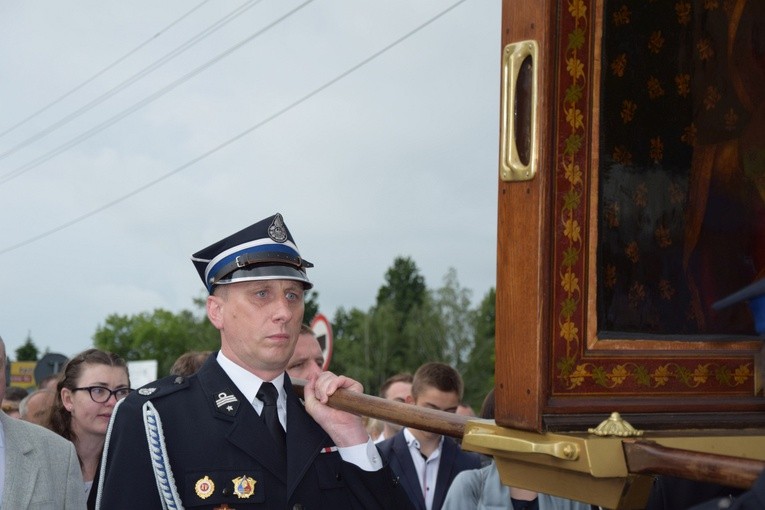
[48,348,129,442]
[479,388,495,420]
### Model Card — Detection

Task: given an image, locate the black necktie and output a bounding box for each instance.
[257,382,286,455]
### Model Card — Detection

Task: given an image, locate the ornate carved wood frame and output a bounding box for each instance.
[495,0,765,433]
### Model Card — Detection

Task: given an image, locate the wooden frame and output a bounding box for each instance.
[495,0,765,433]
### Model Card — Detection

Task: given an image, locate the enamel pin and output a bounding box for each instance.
[231,475,256,499]
[194,476,215,499]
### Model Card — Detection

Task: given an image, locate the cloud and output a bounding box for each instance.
[0,0,500,360]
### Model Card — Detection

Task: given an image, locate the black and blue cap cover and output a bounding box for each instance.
[191,213,313,293]
[712,278,765,335]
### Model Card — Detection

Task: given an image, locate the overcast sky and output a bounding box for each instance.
[0,0,501,361]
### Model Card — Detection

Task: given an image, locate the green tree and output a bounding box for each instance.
[304,290,320,325]
[94,306,218,377]
[434,268,473,369]
[372,257,433,392]
[329,306,375,390]
[462,287,496,410]
[15,332,39,361]
[376,256,427,323]
[331,257,457,395]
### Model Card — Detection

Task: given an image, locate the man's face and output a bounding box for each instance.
[382,381,412,434]
[456,404,475,417]
[286,333,324,380]
[384,381,412,404]
[208,279,304,379]
[408,386,460,440]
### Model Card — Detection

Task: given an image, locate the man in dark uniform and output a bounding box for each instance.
[95,213,413,510]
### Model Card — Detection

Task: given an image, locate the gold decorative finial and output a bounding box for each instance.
[588,412,644,437]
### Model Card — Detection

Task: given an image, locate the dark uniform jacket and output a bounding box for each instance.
[645,475,744,510]
[96,354,412,509]
[377,429,483,510]
[688,470,765,510]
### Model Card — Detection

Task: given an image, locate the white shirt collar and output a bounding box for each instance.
[403,427,444,456]
[403,427,420,449]
[216,351,286,406]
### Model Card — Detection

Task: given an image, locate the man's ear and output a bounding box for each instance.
[405,394,415,405]
[207,295,224,330]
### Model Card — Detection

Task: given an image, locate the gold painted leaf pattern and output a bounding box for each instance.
[648,31,665,53]
[611,53,627,77]
[675,1,691,24]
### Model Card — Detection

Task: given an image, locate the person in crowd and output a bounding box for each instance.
[286,323,325,380]
[19,388,54,427]
[2,385,27,418]
[1,400,20,418]
[454,401,477,446]
[95,213,413,510]
[169,350,211,377]
[38,373,61,390]
[441,389,592,510]
[47,348,131,503]
[378,362,483,510]
[0,335,86,508]
[689,469,765,509]
[374,372,413,443]
[4,386,28,401]
[456,402,475,417]
[366,417,384,440]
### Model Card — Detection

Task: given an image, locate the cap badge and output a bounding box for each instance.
[195,475,215,499]
[215,390,239,415]
[232,475,257,499]
[138,388,156,396]
[268,214,288,243]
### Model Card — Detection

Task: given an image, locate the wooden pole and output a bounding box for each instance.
[293,380,765,490]
[623,439,765,490]
[291,378,468,438]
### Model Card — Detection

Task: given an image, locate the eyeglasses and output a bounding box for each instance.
[72,386,132,403]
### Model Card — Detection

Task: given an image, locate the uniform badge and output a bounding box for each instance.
[138,388,156,396]
[195,476,215,499]
[231,475,256,499]
[215,390,239,416]
[268,214,288,243]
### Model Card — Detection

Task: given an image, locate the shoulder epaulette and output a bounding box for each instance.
[134,374,190,400]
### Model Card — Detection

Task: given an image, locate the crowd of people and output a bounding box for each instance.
[2,213,761,509]
[2,339,592,510]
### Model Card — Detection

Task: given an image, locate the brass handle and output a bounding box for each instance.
[466,431,580,461]
[500,40,539,181]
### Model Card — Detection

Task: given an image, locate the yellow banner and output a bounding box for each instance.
[9,361,37,389]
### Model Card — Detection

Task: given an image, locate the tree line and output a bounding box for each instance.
[14,256,496,410]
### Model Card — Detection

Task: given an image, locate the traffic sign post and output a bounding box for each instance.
[310,313,333,371]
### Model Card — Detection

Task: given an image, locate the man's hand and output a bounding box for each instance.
[304,371,369,447]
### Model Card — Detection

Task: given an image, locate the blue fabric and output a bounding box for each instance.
[441,461,592,510]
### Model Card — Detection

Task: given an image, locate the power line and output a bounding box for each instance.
[0,0,211,140]
[0,0,469,256]
[0,0,311,185]
[0,0,264,162]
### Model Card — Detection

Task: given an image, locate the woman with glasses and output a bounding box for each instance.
[47,348,131,506]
